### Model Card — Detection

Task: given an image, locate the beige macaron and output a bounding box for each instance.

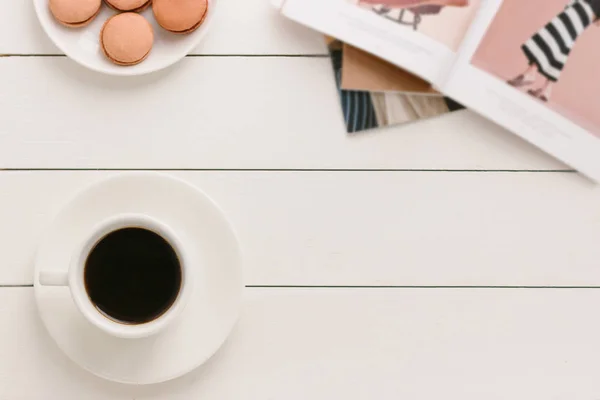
[100,13,154,66]
[104,0,152,12]
[153,0,209,34]
[49,0,102,28]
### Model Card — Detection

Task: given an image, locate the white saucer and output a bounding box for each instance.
[33,172,243,384]
[33,0,217,76]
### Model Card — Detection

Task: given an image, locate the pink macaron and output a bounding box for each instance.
[100,13,154,66]
[153,0,209,34]
[104,0,152,12]
[49,0,102,28]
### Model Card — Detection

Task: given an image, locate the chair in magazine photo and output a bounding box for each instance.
[358,0,469,30]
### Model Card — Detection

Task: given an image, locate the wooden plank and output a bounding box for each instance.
[2,287,600,398]
[0,0,327,55]
[0,170,598,286]
[0,57,567,171]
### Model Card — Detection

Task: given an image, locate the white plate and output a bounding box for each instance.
[33,172,243,384]
[33,0,217,76]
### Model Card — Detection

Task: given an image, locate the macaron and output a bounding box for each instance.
[100,13,154,66]
[153,0,209,34]
[49,0,102,28]
[104,0,152,12]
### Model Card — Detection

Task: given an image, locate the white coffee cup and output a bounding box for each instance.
[38,214,192,339]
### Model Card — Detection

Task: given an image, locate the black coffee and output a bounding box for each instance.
[84,228,182,324]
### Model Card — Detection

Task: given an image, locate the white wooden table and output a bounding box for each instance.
[2,0,600,397]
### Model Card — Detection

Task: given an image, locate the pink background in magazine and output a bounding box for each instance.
[351,0,480,51]
[417,0,480,50]
[472,0,600,132]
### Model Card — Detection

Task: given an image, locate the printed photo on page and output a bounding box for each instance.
[350,0,478,51]
[276,0,481,85]
[472,0,600,134]
[442,0,600,182]
[326,37,464,133]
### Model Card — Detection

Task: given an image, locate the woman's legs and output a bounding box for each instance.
[507,64,537,87]
[508,64,553,101]
[527,79,554,102]
[538,80,553,101]
[522,64,537,81]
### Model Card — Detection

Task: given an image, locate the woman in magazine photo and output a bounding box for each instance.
[508,0,600,102]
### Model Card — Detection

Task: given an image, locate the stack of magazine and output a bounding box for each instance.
[273,0,600,183]
[325,37,465,133]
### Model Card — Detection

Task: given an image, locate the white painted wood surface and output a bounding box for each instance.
[0,171,598,287]
[1,0,598,396]
[0,57,569,171]
[3,288,600,399]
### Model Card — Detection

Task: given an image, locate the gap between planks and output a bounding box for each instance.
[0,168,577,173]
[4,285,600,289]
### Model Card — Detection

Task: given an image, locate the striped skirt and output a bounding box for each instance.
[522,0,598,82]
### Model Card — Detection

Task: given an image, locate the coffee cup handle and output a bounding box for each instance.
[39,271,69,286]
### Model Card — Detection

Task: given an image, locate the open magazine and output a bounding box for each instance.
[275,0,600,182]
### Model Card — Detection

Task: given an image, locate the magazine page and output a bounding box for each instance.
[277,0,482,85]
[443,0,600,182]
[340,43,439,94]
[326,38,463,133]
